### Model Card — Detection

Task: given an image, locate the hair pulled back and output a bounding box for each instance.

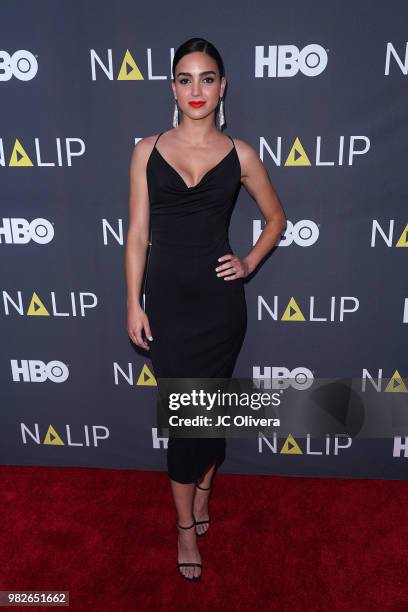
[172,37,225,81]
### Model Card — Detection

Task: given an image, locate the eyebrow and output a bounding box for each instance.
[175,70,217,78]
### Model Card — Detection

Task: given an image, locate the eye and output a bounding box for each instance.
[178,77,215,85]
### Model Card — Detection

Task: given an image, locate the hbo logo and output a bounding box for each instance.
[253,220,319,247]
[279,220,319,247]
[11,360,69,383]
[0,218,54,244]
[0,50,38,81]
[256,44,328,77]
[253,366,314,390]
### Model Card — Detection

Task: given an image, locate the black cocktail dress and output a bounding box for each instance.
[144,131,247,483]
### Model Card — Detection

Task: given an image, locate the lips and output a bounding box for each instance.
[188,101,206,108]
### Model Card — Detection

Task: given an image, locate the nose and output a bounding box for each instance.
[191,78,202,96]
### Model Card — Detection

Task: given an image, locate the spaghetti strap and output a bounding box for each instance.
[227,134,236,149]
[153,131,163,146]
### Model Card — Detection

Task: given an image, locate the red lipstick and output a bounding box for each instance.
[188,101,206,108]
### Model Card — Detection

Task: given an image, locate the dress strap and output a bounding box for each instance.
[153,131,163,146]
[227,134,236,149]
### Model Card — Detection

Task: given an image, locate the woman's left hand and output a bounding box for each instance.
[215,254,249,280]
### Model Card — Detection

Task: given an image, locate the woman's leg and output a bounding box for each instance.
[193,462,216,535]
[170,480,201,579]
[197,461,216,488]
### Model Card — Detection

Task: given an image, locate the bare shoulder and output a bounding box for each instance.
[232,137,259,161]
[130,134,160,169]
[230,137,262,179]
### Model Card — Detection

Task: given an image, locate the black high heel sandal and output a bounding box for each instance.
[193,482,211,538]
[176,521,202,581]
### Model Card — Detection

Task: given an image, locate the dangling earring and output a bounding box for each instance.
[217,97,225,130]
[173,99,179,128]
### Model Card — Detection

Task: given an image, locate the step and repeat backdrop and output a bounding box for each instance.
[1,2,407,480]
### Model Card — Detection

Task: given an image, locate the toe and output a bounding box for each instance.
[197,521,208,535]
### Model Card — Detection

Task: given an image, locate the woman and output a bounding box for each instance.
[125,37,286,581]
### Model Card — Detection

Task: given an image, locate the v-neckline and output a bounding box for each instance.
[153,142,235,190]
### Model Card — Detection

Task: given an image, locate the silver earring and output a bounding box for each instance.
[217,97,225,130]
[173,99,179,128]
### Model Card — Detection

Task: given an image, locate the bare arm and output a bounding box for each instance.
[124,137,154,349]
[236,139,287,275]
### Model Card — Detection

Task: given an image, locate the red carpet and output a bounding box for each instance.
[1,466,408,611]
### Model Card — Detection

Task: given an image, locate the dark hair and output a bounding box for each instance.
[172,37,225,81]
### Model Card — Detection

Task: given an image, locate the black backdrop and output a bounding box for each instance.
[1,1,407,479]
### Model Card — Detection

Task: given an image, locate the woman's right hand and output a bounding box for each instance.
[127,304,154,351]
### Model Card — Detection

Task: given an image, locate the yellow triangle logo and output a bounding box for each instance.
[27,292,50,316]
[395,223,408,247]
[285,137,311,166]
[9,138,33,167]
[281,296,306,321]
[281,434,303,454]
[384,369,408,393]
[43,425,64,445]
[136,363,157,386]
[117,50,144,80]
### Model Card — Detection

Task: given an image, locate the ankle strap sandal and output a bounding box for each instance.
[195,482,211,491]
[176,521,202,582]
[194,482,211,537]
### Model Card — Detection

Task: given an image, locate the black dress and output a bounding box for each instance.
[144,131,247,484]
